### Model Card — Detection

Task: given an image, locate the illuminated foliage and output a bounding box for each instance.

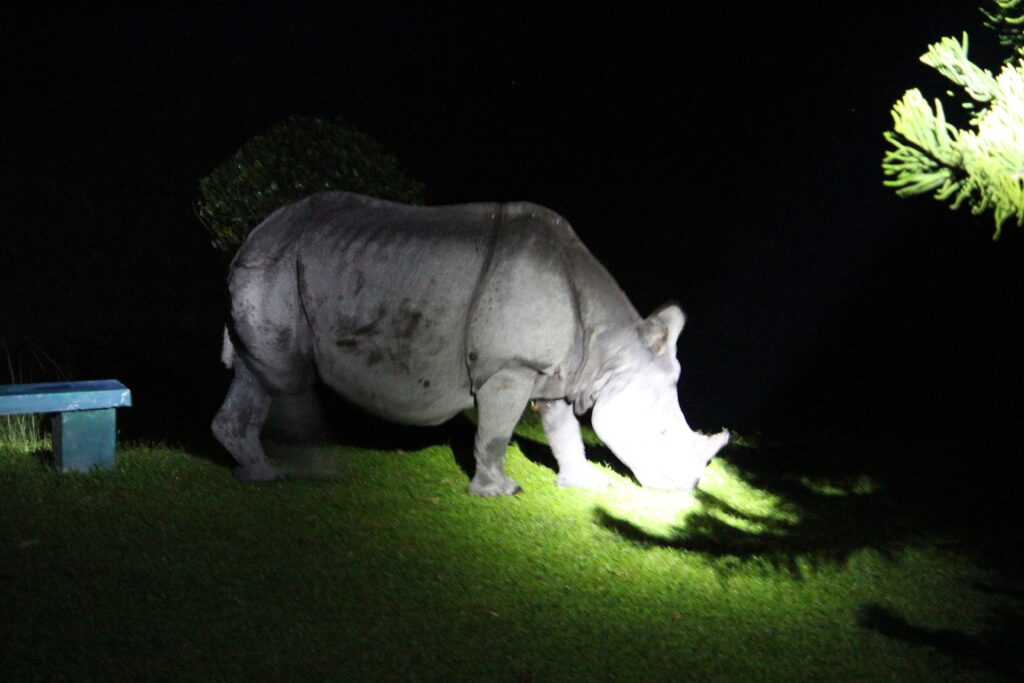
[882,25,1024,238]
[982,0,1024,56]
[197,116,425,250]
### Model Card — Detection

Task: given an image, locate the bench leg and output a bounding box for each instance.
[52,408,117,472]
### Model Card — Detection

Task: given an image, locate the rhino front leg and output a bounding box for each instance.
[212,358,282,482]
[468,368,534,496]
[538,399,608,489]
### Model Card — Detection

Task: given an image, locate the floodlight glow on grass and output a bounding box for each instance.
[593,469,703,536]
[1,441,1006,682]
[590,456,800,538]
[500,414,797,540]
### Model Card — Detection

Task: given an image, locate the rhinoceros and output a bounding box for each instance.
[212,191,728,495]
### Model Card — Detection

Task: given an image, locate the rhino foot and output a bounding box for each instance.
[234,462,285,482]
[557,466,609,490]
[468,473,522,497]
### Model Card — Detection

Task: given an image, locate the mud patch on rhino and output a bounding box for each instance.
[395,306,423,340]
[275,327,293,349]
[485,437,509,460]
[352,320,380,336]
[331,303,387,339]
[387,299,428,342]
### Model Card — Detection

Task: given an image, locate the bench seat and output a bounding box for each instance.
[0,380,132,472]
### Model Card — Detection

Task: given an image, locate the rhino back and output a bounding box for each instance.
[295,192,498,424]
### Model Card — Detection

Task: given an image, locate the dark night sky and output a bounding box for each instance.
[2,3,1021,452]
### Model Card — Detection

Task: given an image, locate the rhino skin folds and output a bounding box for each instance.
[212,192,728,494]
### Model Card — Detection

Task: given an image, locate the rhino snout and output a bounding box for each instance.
[701,429,730,464]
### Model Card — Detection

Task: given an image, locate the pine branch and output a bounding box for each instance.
[920,33,998,102]
[982,0,1024,56]
[882,26,1024,238]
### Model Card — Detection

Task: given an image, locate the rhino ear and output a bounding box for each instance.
[639,304,686,356]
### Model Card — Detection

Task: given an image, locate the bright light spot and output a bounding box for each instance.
[596,473,701,536]
[595,458,802,538]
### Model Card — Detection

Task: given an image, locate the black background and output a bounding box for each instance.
[3,3,1021,468]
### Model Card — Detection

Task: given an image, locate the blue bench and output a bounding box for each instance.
[0,380,132,472]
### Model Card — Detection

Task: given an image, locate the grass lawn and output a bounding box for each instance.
[1,419,1022,682]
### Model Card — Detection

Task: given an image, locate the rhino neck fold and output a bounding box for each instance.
[564,266,642,413]
[566,325,613,415]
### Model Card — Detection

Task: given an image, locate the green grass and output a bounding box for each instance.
[0,413,47,453]
[1,434,1021,682]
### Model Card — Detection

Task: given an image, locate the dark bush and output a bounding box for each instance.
[197,116,425,250]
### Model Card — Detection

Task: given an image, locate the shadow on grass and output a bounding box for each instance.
[758,424,1024,581]
[858,602,1024,680]
[595,492,904,577]
[31,447,54,468]
[595,441,936,577]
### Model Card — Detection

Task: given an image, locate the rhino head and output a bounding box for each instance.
[578,304,729,491]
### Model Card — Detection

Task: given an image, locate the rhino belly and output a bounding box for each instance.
[318,362,474,426]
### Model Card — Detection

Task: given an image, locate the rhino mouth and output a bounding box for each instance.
[637,430,729,491]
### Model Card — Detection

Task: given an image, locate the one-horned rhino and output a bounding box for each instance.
[212,191,729,495]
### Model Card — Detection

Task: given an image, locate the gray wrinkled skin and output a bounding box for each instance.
[212,192,728,495]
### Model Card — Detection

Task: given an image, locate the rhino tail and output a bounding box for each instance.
[221,326,236,369]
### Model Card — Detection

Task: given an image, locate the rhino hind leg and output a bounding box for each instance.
[212,357,282,482]
[468,368,534,496]
[538,399,608,489]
